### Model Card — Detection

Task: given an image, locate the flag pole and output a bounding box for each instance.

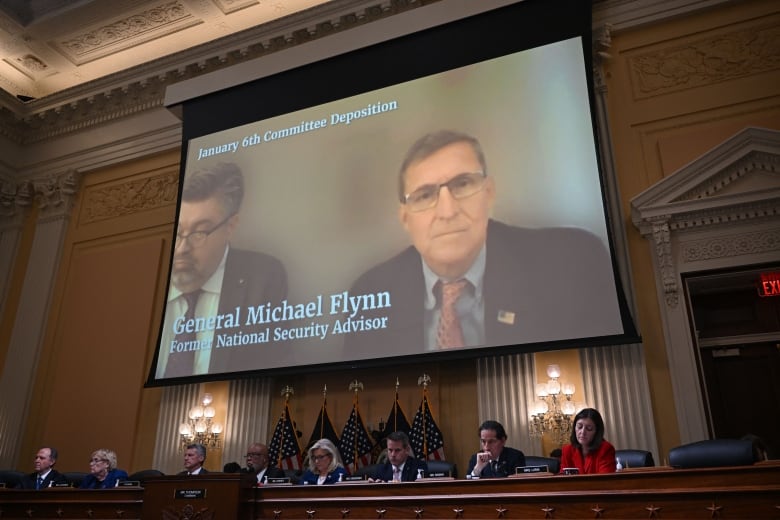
[418,373,430,458]
[349,379,364,474]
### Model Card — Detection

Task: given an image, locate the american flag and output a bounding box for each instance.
[268,403,303,470]
[409,391,446,460]
[338,402,374,473]
[307,397,340,449]
[381,390,412,439]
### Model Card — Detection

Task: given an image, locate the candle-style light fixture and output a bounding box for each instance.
[528,364,577,446]
[179,393,223,450]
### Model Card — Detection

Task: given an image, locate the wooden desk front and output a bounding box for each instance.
[0,463,778,519]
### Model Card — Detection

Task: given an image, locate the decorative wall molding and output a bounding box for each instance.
[81,169,179,224]
[631,126,780,445]
[680,227,780,263]
[629,22,780,98]
[32,170,81,223]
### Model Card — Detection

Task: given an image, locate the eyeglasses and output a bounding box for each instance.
[402,171,487,212]
[480,438,500,445]
[245,452,266,458]
[89,458,108,464]
[175,213,235,248]
[311,454,331,462]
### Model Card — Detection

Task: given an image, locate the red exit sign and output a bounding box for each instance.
[757,272,780,297]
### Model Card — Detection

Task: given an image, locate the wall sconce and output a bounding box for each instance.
[528,364,577,446]
[179,393,223,450]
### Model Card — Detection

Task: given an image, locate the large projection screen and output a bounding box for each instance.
[147,0,638,385]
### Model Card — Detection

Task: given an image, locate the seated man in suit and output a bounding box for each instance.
[17,447,68,489]
[157,162,288,379]
[345,130,620,356]
[178,443,208,475]
[467,420,525,478]
[369,431,427,482]
[245,442,285,484]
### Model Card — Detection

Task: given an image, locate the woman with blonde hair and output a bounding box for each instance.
[80,449,129,489]
[300,439,348,485]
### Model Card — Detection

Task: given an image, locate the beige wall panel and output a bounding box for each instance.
[604,0,780,459]
[35,237,165,473]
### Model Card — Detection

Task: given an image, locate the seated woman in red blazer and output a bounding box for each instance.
[560,408,616,474]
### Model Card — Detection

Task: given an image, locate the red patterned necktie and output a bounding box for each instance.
[436,279,468,348]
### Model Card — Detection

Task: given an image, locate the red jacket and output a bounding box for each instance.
[560,440,616,474]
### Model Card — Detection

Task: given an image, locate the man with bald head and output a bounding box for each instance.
[245,442,285,484]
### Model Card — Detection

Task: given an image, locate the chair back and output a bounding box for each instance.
[127,469,165,484]
[426,460,456,478]
[62,471,89,487]
[668,439,754,469]
[615,449,655,468]
[350,464,379,479]
[524,456,561,474]
[0,470,25,488]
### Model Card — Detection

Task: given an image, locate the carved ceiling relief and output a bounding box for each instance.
[54,0,200,65]
[81,170,179,224]
[0,0,437,146]
[628,22,780,98]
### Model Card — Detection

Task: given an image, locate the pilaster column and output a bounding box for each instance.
[0,170,80,467]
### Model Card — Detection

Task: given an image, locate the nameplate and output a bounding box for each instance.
[118,480,141,487]
[426,471,449,478]
[516,465,548,474]
[342,475,365,482]
[175,489,207,499]
[266,477,291,485]
[562,467,580,475]
[52,482,71,487]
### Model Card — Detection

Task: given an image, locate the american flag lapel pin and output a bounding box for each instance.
[497,310,515,325]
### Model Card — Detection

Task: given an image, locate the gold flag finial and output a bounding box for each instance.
[323,384,328,398]
[349,379,364,394]
[417,374,431,388]
[395,377,400,393]
[281,385,294,401]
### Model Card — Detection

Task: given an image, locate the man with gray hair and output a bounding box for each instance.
[17,447,68,489]
[179,443,208,475]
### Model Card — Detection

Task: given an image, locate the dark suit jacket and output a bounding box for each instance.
[17,469,68,489]
[206,247,288,374]
[371,458,428,482]
[299,466,349,485]
[176,468,209,476]
[345,220,620,356]
[79,469,129,489]
[466,446,526,478]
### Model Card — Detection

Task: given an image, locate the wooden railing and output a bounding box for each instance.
[0,462,778,519]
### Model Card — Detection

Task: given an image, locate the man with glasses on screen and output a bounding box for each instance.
[157,162,287,378]
[345,129,617,355]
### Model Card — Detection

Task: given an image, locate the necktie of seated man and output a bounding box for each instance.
[36,476,44,489]
[392,465,401,482]
[436,279,468,348]
[164,290,203,378]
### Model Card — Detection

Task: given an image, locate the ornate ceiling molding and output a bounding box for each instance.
[0,0,440,145]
